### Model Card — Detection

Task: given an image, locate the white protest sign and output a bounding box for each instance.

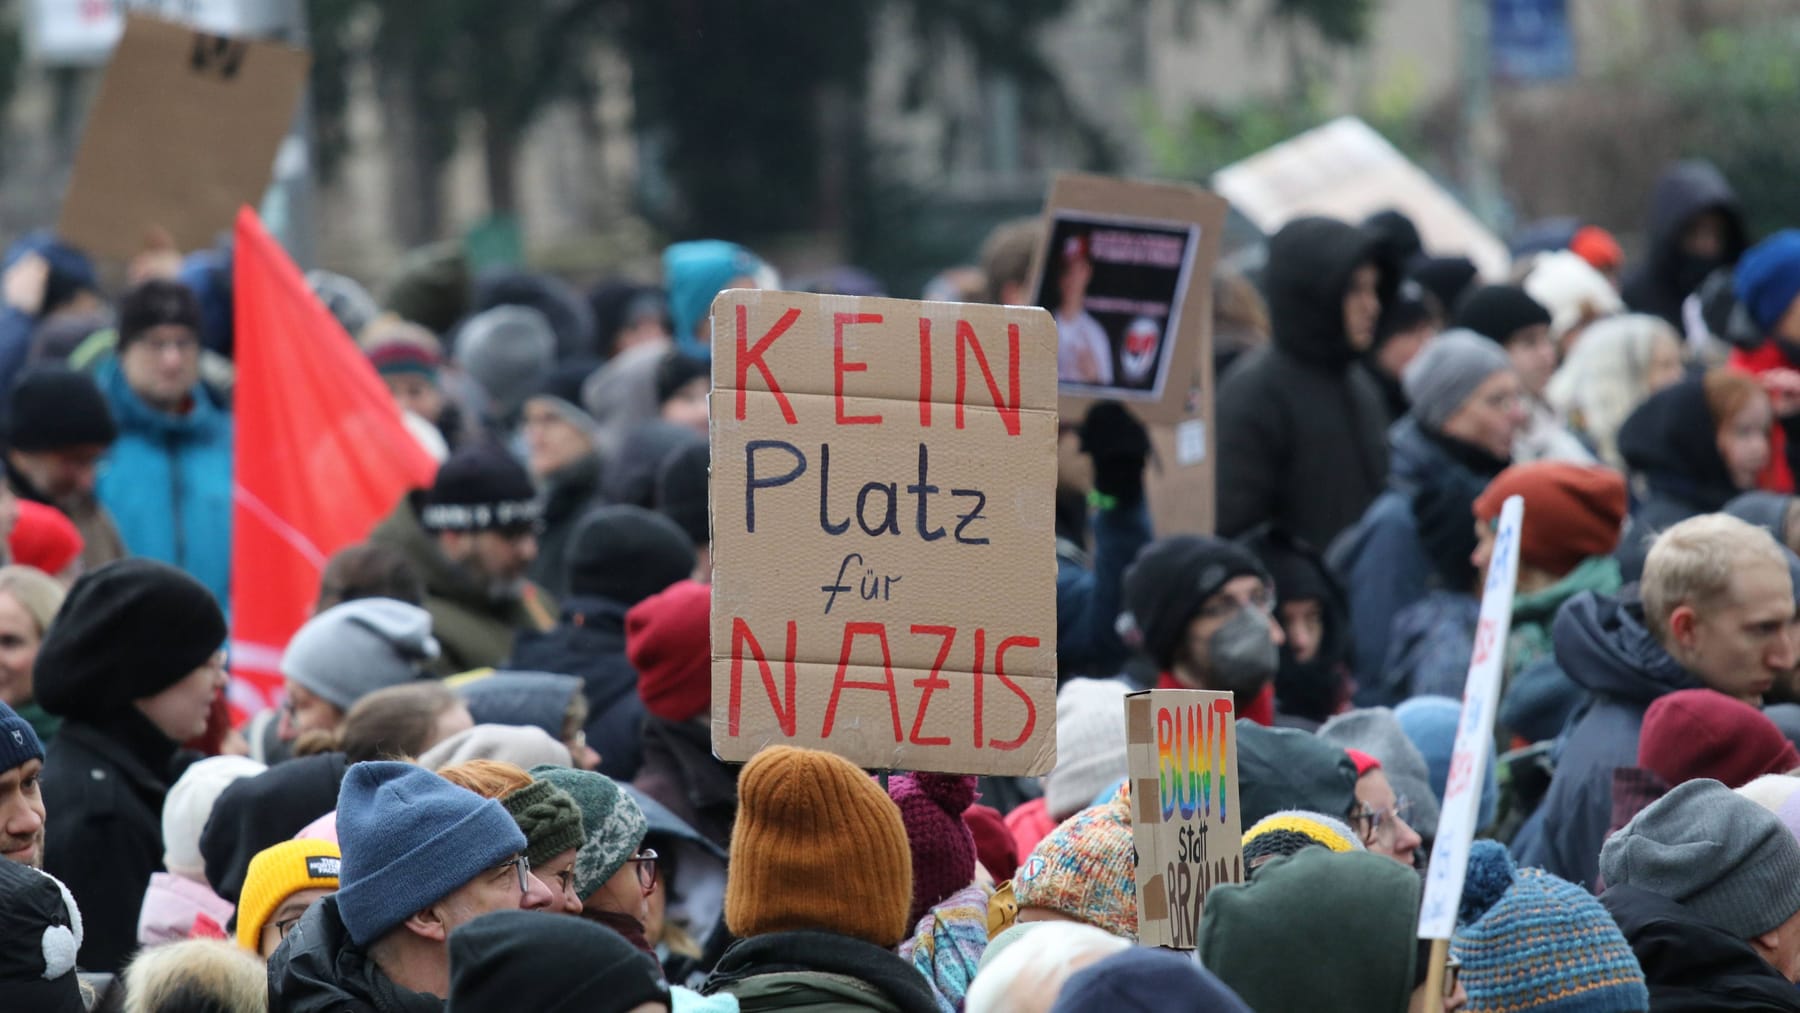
[1418,494,1524,940]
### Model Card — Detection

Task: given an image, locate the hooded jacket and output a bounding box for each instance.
[1216,217,1396,549]
[369,496,554,674]
[1238,525,1351,727]
[633,715,738,853]
[703,930,941,1013]
[268,895,444,1013]
[526,452,604,599]
[1623,161,1748,328]
[1618,376,1742,534]
[92,355,233,605]
[1512,590,1701,889]
[509,593,648,780]
[1602,884,1800,1012]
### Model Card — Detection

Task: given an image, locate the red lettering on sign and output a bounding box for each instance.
[955,320,1022,436]
[908,624,956,746]
[735,304,800,423]
[727,618,797,737]
[833,312,883,425]
[988,635,1038,749]
[822,622,903,741]
[1471,618,1497,667]
[918,318,934,428]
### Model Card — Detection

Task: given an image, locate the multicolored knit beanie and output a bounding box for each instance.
[1013,784,1136,939]
[1454,840,1648,1012]
[1242,809,1365,874]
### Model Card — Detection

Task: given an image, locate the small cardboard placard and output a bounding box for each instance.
[709,289,1059,776]
[1126,688,1244,949]
[58,13,309,259]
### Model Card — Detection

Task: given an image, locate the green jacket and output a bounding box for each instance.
[369,497,555,674]
[1507,555,1623,679]
[705,932,940,1013]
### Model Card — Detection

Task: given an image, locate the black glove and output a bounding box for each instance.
[1078,402,1151,507]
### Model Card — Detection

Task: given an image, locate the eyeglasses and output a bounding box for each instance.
[628,849,660,893]
[1442,953,1462,999]
[138,334,200,357]
[271,913,305,942]
[494,854,532,894]
[1349,796,1416,847]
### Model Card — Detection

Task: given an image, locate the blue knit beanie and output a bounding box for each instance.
[334,761,527,947]
[1453,840,1648,1012]
[1735,229,1800,334]
[1050,946,1253,1012]
[1395,696,1497,832]
[0,700,42,772]
[663,239,766,356]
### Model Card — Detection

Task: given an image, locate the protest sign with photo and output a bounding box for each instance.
[1126,687,1243,949]
[709,289,1059,776]
[57,13,309,259]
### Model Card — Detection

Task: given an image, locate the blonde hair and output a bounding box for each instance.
[1545,314,1681,470]
[438,758,533,799]
[0,565,66,635]
[123,938,267,1013]
[1642,514,1789,642]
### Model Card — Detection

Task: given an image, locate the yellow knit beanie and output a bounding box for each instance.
[235,839,341,951]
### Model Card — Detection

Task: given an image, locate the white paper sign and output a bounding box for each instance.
[26,0,281,64]
[1417,495,1524,940]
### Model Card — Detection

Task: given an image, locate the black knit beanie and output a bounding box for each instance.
[567,505,696,604]
[33,559,226,719]
[8,367,117,451]
[655,440,709,547]
[117,279,203,351]
[448,909,669,1011]
[422,445,541,533]
[1121,536,1270,671]
[1453,284,1553,346]
[654,349,710,406]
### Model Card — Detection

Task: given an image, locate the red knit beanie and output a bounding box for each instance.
[9,500,82,576]
[1570,225,1624,274]
[888,772,978,928]
[625,580,711,723]
[963,803,1018,882]
[1472,463,1627,576]
[1346,748,1382,778]
[1638,689,1800,789]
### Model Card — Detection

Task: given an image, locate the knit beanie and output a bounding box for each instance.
[1242,809,1365,872]
[1317,707,1443,840]
[307,269,380,340]
[664,239,767,350]
[500,779,587,867]
[1453,841,1648,1013]
[116,279,203,351]
[1637,689,1800,790]
[1121,536,1270,672]
[654,349,710,405]
[964,804,1019,882]
[9,502,82,577]
[1455,284,1554,346]
[363,316,443,378]
[528,765,649,901]
[1014,785,1136,939]
[524,361,603,447]
[419,724,572,772]
[384,240,470,336]
[471,269,597,363]
[453,305,556,418]
[1572,226,1625,274]
[333,761,527,947]
[1735,229,1800,334]
[1737,774,1800,843]
[1601,778,1800,940]
[281,598,439,712]
[161,756,266,881]
[1403,329,1515,432]
[1236,721,1359,829]
[1049,946,1253,1013]
[201,752,349,905]
[626,579,711,723]
[1045,678,1131,820]
[655,439,710,547]
[1410,256,1480,317]
[1396,696,1498,833]
[0,862,84,1013]
[0,700,43,773]
[455,670,583,738]
[421,445,541,534]
[567,504,696,604]
[725,745,914,947]
[234,839,341,952]
[1523,251,1624,345]
[1199,849,1420,1013]
[1473,463,1628,576]
[34,559,226,719]
[889,773,978,927]
[7,367,116,451]
[1725,491,1795,543]
[448,909,669,1012]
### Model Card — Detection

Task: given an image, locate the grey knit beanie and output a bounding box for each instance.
[530,765,648,901]
[280,598,439,711]
[1600,778,1800,939]
[1402,329,1514,432]
[454,305,557,417]
[1317,707,1442,840]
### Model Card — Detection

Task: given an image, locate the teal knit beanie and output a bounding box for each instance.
[530,764,648,900]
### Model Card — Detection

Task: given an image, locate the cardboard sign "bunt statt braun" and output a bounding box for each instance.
[709,289,1058,776]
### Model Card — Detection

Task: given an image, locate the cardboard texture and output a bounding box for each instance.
[58,14,309,260]
[1125,688,1243,949]
[709,289,1059,776]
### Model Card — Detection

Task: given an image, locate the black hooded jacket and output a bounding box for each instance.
[1617,375,1742,536]
[1623,161,1748,328]
[1602,884,1800,1012]
[1238,525,1351,727]
[267,896,443,1013]
[1217,217,1397,549]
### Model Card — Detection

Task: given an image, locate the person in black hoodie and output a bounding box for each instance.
[1217,216,1397,549]
[1622,160,1749,328]
[1601,779,1800,1011]
[1238,525,1353,729]
[509,505,694,781]
[32,559,228,973]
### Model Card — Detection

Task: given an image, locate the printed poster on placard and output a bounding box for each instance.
[1125,688,1243,949]
[708,289,1059,776]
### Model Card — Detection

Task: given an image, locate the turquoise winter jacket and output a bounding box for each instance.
[93,356,233,605]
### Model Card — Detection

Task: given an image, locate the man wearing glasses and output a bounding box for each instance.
[270,761,557,1009]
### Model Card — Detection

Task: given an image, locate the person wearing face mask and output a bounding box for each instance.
[1119,536,1284,726]
[1622,160,1748,329]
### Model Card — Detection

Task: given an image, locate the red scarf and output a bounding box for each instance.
[1155,672,1275,727]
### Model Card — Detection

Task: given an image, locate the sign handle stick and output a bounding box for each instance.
[1423,937,1449,1013]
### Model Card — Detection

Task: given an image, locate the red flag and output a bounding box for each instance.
[229,208,439,718]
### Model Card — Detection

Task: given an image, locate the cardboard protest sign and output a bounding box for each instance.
[1125,688,1243,949]
[709,289,1059,776]
[58,13,309,259]
[1029,174,1226,425]
[1418,495,1525,940]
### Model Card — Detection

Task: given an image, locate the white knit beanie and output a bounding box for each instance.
[1524,251,1624,345]
[162,755,266,881]
[1046,679,1131,820]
